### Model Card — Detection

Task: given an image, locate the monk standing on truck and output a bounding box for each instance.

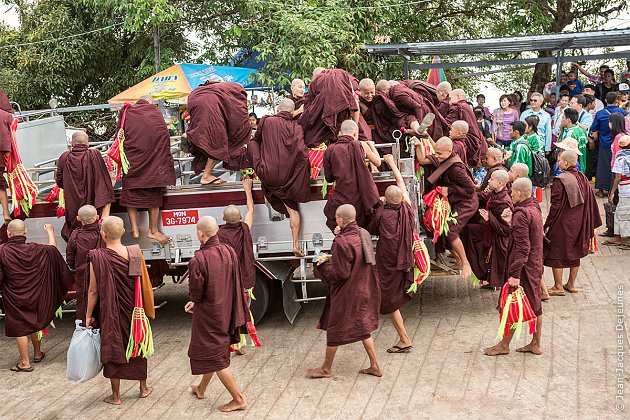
[185,81,251,185]
[0,220,71,372]
[248,98,311,257]
[0,90,15,223]
[308,204,382,378]
[86,216,154,405]
[322,120,380,232]
[186,216,249,412]
[55,131,114,242]
[116,95,175,244]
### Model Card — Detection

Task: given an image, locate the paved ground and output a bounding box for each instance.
[0,194,628,419]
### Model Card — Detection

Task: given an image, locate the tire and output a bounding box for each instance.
[250,271,271,323]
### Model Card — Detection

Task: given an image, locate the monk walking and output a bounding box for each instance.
[368,154,414,353]
[66,205,104,324]
[86,216,154,405]
[185,81,251,184]
[484,178,544,356]
[0,220,71,372]
[447,89,488,167]
[463,170,513,289]
[478,148,507,191]
[415,137,478,279]
[323,120,380,232]
[308,204,382,378]
[116,95,176,244]
[0,90,15,222]
[545,150,601,296]
[248,98,311,256]
[186,216,249,412]
[55,131,114,241]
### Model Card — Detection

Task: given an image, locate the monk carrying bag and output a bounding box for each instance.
[66,320,102,384]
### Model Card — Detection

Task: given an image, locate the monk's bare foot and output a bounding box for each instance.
[218,399,247,412]
[483,343,510,356]
[547,287,565,296]
[234,347,246,356]
[191,385,205,399]
[103,395,122,405]
[139,386,153,398]
[461,265,473,280]
[293,248,305,257]
[359,366,383,377]
[516,342,542,355]
[131,228,140,239]
[147,231,170,245]
[306,367,332,379]
[201,175,225,186]
[563,284,578,293]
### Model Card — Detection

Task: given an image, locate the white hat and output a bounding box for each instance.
[555,138,583,155]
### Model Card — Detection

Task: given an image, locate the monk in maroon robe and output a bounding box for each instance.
[446,120,469,164]
[435,81,453,119]
[86,216,154,405]
[447,89,488,168]
[484,178,544,356]
[358,78,376,134]
[117,96,176,244]
[462,170,513,288]
[289,78,306,118]
[478,148,507,191]
[374,80,427,137]
[308,204,382,378]
[185,81,251,184]
[55,131,114,242]
[545,150,601,296]
[0,90,14,222]
[66,205,104,324]
[248,99,310,256]
[186,216,249,412]
[370,91,407,145]
[323,120,380,232]
[0,221,71,372]
[400,79,450,138]
[368,154,414,353]
[415,137,478,279]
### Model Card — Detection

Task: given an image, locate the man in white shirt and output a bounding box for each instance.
[520,92,553,153]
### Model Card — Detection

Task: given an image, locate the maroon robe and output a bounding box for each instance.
[217,222,256,290]
[66,222,104,324]
[438,98,451,119]
[368,202,414,315]
[544,166,602,268]
[426,155,478,242]
[248,111,310,215]
[389,84,429,127]
[446,100,487,167]
[0,236,71,337]
[55,145,115,241]
[89,247,148,380]
[323,135,380,232]
[451,138,468,164]
[117,100,175,209]
[298,69,359,147]
[0,91,11,191]
[370,93,407,144]
[188,235,249,374]
[479,163,508,191]
[505,196,544,316]
[400,80,450,139]
[186,82,251,172]
[289,94,305,110]
[359,96,374,128]
[462,188,513,288]
[314,222,380,346]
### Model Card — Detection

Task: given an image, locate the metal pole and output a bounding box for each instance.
[555,49,564,87]
[153,26,161,73]
[403,56,410,80]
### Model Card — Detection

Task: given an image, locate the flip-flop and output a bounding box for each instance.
[10,363,33,372]
[201,178,225,186]
[602,240,622,246]
[387,345,412,354]
[547,289,565,297]
[33,352,45,363]
[619,244,630,250]
[563,285,578,293]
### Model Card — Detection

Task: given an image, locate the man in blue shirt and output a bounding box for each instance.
[569,95,594,132]
[521,92,552,153]
[591,91,628,195]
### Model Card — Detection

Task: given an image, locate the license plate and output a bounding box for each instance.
[161,210,199,226]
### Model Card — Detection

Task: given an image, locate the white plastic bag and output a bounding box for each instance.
[66,320,103,384]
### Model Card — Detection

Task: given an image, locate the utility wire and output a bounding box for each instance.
[0,22,123,50]
[251,0,431,10]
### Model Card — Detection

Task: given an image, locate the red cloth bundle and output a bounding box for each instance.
[44,185,65,218]
[6,117,38,216]
[407,230,431,294]
[308,144,327,180]
[422,187,457,244]
[496,283,537,340]
[108,103,131,174]
[125,276,154,360]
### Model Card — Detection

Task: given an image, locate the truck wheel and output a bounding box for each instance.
[250,272,271,324]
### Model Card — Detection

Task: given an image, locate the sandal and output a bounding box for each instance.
[33,352,45,363]
[10,363,33,372]
[387,345,412,354]
[602,239,622,246]
[619,244,630,250]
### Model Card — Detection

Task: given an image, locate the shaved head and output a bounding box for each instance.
[71,131,89,145]
[385,185,404,205]
[7,219,26,236]
[436,81,452,94]
[336,204,356,223]
[312,67,326,78]
[291,78,304,89]
[223,205,242,223]
[77,205,98,224]
[450,89,467,103]
[485,147,503,167]
[197,216,219,237]
[375,79,391,94]
[512,178,533,196]
[509,163,529,182]
[560,150,578,166]
[434,137,453,162]
[290,78,305,97]
[278,98,295,112]
[340,119,359,136]
[492,169,509,185]
[359,78,375,90]
[101,216,125,240]
[359,78,376,102]
[139,94,155,104]
[451,120,469,133]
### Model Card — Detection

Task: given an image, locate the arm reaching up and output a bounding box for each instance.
[383,154,411,205]
[242,177,255,229]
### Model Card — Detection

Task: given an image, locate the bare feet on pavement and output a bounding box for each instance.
[103,395,122,405]
[306,367,332,379]
[359,367,383,377]
[191,385,205,399]
[140,386,153,398]
[218,399,247,412]
[516,342,542,355]
[483,343,510,356]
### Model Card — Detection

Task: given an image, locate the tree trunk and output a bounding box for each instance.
[530,50,552,93]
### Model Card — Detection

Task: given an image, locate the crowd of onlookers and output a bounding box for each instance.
[472,59,630,247]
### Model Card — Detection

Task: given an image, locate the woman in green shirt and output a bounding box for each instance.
[524,115,544,153]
